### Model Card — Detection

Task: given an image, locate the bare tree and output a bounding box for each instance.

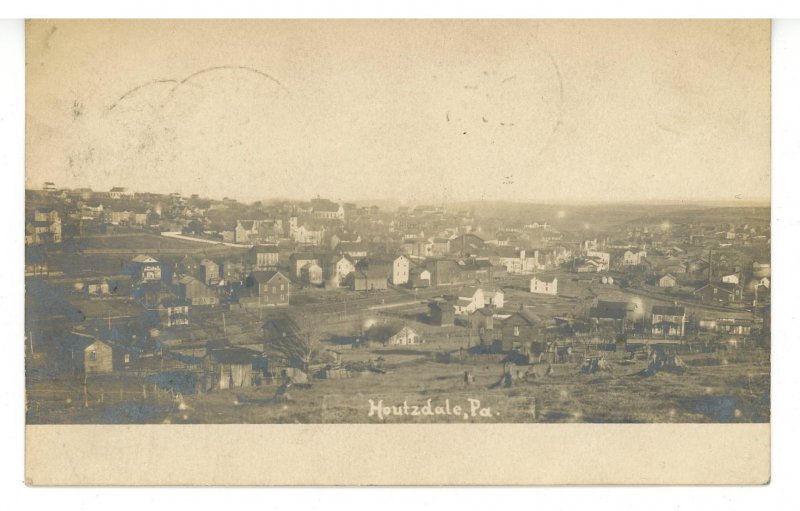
[263,313,321,373]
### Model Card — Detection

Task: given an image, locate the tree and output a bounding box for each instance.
[262,313,321,374]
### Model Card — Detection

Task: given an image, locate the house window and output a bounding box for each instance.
[89,351,97,361]
[124,353,130,364]
[513,326,520,337]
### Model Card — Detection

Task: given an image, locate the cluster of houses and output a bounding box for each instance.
[25,207,62,245]
[28,185,771,397]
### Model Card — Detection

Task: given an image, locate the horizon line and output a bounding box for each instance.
[25,186,771,208]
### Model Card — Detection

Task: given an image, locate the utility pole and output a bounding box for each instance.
[29,330,34,356]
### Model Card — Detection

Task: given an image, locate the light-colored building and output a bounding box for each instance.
[311,199,345,220]
[293,224,325,245]
[199,259,220,285]
[622,249,647,266]
[454,287,485,315]
[658,273,677,288]
[722,273,740,285]
[26,207,62,244]
[585,250,611,271]
[392,255,410,285]
[131,255,161,283]
[109,186,134,199]
[483,287,505,308]
[325,255,356,288]
[651,305,686,338]
[252,245,281,269]
[384,326,421,346]
[530,275,558,295]
[301,262,324,286]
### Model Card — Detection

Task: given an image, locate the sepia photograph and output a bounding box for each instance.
[21,18,774,485]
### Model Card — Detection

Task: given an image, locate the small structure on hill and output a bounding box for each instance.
[580,356,613,374]
[638,350,689,376]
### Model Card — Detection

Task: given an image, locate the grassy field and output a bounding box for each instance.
[27,345,769,424]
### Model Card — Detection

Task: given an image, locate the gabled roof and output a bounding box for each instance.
[459,287,482,299]
[502,311,536,326]
[176,275,203,286]
[652,305,685,316]
[131,255,158,263]
[356,268,388,279]
[532,275,557,283]
[596,300,634,311]
[252,244,281,253]
[249,270,288,284]
[589,307,627,320]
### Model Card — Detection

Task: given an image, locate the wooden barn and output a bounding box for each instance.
[203,347,260,391]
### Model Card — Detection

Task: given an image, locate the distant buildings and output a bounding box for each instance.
[453,287,485,315]
[310,198,345,220]
[131,255,162,283]
[530,275,558,295]
[235,219,283,244]
[175,275,219,305]
[109,186,134,199]
[348,268,388,292]
[199,259,220,285]
[252,245,281,269]
[391,255,410,286]
[693,283,743,305]
[658,273,677,288]
[589,300,635,334]
[367,324,422,346]
[651,305,686,338]
[203,347,260,390]
[26,207,62,245]
[428,300,455,327]
[622,249,647,266]
[243,271,291,306]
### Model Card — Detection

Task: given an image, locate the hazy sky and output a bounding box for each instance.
[26,20,770,204]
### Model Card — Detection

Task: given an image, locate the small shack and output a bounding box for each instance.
[428,300,455,327]
[203,346,260,391]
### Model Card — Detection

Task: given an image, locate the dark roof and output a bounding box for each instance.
[249,271,288,284]
[428,301,453,312]
[694,283,740,295]
[161,297,190,308]
[652,305,685,316]
[502,311,536,326]
[206,347,260,365]
[252,245,281,253]
[596,300,633,311]
[356,268,388,279]
[589,307,627,320]
[310,199,341,212]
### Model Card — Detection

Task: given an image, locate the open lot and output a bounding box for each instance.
[27,344,769,424]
